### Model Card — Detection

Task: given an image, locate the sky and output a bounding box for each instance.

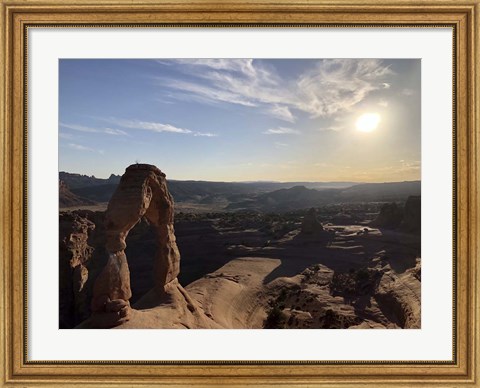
[59,58,421,182]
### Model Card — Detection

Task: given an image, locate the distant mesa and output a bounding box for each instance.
[59,171,122,190]
[59,180,97,208]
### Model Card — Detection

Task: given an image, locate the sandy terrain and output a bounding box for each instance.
[186,257,279,328]
[109,222,420,329]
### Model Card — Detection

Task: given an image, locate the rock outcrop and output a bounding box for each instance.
[370,196,421,235]
[375,267,421,329]
[370,202,404,229]
[400,196,421,234]
[301,208,324,235]
[59,212,95,328]
[90,164,181,327]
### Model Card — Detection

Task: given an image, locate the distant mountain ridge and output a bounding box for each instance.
[59,171,420,212]
[59,171,357,191]
[226,181,421,212]
[59,171,359,205]
[59,180,97,208]
[59,172,122,190]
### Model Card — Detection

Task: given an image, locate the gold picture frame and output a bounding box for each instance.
[1,0,479,386]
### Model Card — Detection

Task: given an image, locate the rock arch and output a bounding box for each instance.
[91,164,180,327]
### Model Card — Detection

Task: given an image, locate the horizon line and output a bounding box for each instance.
[59,170,420,185]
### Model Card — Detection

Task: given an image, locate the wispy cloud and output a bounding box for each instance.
[158,78,257,107]
[61,123,97,133]
[108,118,192,134]
[67,143,104,154]
[318,126,343,132]
[103,128,129,136]
[269,105,295,123]
[263,127,300,135]
[193,132,218,137]
[168,59,258,78]
[104,118,217,138]
[295,59,394,117]
[402,88,415,96]
[358,160,420,175]
[399,160,421,171]
[59,132,75,139]
[154,59,394,123]
[60,122,128,136]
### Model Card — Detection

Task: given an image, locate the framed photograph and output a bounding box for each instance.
[1,0,478,386]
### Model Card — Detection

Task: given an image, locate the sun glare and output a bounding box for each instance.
[356,113,381,133]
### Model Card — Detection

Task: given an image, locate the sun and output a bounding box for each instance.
[356,113,381,133]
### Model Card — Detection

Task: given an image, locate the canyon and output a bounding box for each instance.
[60,164,421,329]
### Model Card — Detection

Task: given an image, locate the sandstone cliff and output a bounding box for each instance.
[59,212,95,328]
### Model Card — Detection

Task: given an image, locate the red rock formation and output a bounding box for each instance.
[91,164,181,327]
[59,212,95,328]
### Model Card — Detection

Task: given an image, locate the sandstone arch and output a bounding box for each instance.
[91,164,180,327]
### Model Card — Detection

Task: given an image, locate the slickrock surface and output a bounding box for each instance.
[186,257,281,328]
[117,279,221,329]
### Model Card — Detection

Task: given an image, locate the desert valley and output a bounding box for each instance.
[59,164,421,330]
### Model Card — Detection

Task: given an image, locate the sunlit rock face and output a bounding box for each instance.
[90,164,181,327]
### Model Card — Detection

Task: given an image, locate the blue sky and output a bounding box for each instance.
[59,58,421,182]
